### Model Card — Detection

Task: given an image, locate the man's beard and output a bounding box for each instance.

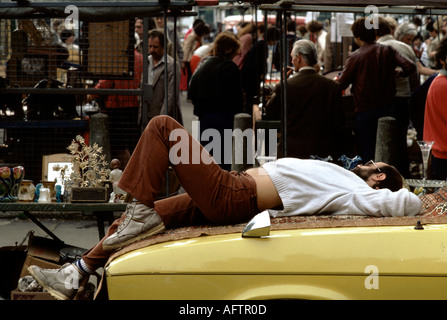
[351,166,374,181]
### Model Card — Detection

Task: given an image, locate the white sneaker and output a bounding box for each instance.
[102,202,165,252]
[28,263,85,300]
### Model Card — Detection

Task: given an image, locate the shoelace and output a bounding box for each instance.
[116,203,135,233]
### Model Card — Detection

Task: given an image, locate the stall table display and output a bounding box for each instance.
[407,179,447,195]
[0,202,127,241]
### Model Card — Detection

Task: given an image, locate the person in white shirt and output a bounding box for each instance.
[262,157,420,218]
[28,115,422,300]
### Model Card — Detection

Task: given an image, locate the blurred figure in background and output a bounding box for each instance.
[423,37,447,180]
[337,17,416,163]
[183,21,210,90]
[306,20,327,67]
[233,22,254,69]
[188,31,244,170]
[241,26,279,113]
[145,30,182,125]
[264,39,344,159]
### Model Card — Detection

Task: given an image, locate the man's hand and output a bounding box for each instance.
[286,66,295,78]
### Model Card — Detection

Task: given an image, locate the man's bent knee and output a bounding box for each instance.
[146,115,180,133]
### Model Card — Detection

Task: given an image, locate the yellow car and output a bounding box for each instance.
[104,205,447,300]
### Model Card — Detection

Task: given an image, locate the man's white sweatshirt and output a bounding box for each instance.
[262,158,422,218]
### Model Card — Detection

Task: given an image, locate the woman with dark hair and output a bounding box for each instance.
[188,31,244,170]
[423,37,447,179]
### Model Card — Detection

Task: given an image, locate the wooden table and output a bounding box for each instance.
[0,202,127,243]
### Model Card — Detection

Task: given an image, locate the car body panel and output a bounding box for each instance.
[106,223,447,299]
[107,274,447,300]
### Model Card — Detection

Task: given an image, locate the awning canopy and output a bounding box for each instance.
[1,0,447,19]
[269,0,447,7]
[259,1,447,15]
[0,0,195,20]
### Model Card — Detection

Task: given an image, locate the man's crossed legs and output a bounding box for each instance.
[28,115,258,299]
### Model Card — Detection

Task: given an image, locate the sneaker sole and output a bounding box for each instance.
[102,222,165,252]
[27,266,70,300]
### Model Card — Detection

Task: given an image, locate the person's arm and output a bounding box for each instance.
[335,55,356,90]
[417,60,437,76]
[263,84,281,120]
[352,189,422,217]
[394,49,417,77]
[182,33,195,64]
[164,60,178,117]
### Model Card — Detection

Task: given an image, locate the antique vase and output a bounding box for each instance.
[0,166,25,202]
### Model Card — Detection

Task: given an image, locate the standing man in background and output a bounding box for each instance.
[143,29,182,126]
[264,39,344,159]
[337,17,416,163]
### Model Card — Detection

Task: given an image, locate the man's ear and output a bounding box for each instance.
[376,172,386,181]
[367,172,386,190]
[372,173,386,190]
[372,172,386,188]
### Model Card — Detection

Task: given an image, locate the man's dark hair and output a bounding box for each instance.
[192,18,205,28]
[287,20,297,33]
[193,22,210,37]
[376,164,404,192]
[351,17,376,43]
[148,29,165,48]
[426,21,437,33]
[306,20,323,33]
[376,17,391,37]
[253,24,265,36]
[266,26,280,42]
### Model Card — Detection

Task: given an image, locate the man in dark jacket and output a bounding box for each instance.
[337,17,416,163]
[264,39,344,160]
[188,31,244,170]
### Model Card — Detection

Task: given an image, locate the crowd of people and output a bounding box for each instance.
[182,15,446,181]
[46,14,447,180]
[25,13,447,300]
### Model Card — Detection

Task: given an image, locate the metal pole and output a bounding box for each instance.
[162,10,170,197]
[261,11,268,110]
[280,10,288,157]
[163,11,169,116]
[173,13,179,120]
[141,16,150,132]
